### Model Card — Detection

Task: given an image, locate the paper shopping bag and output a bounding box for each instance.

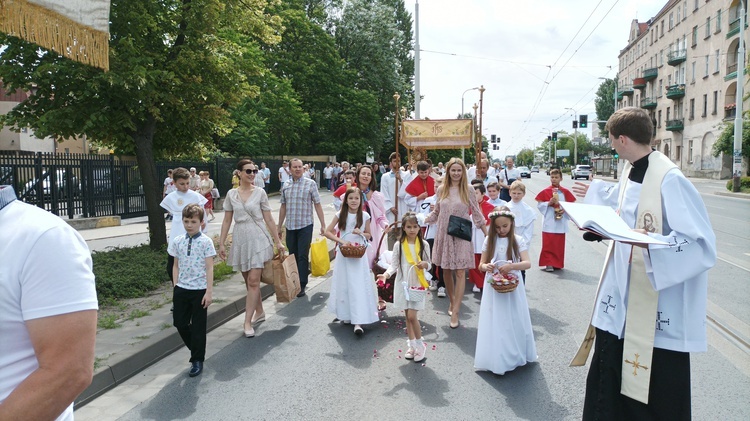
[275,253,302,303]
[261,254,281,285]
[310,237,330,276]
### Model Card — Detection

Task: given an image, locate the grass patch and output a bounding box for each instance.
[98,313,122,330]
[127,309,151,321]
[213,260,235,284]
[133,335,151,341]
[159,322,172,331]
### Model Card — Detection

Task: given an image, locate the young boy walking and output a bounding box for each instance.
[534,168,575,271]
[168,204,216,377]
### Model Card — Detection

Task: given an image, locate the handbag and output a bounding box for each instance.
[447,215,472,242]
[275,253,302,303]
[210,187,220,199]
[310,237,330,276]
[261,254,281,285]
[499,169,513,202]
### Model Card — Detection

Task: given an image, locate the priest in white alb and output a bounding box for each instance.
[571,107,716,421]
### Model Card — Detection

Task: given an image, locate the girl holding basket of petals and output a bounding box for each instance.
[378,212,432,362]
[324,187,378,335]
[475,207,537,375]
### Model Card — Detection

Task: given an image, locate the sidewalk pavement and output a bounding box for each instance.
[76,189,341,407]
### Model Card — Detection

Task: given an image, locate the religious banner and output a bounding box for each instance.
[0,0,111,70]
[401,119,473,150]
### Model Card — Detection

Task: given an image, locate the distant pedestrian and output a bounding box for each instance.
[169,204,216,378]
[325,187,377,335]
[498,157,520,202]
[278,160,291,186]
[0,185,98,420]
[260,162,271,189]
[475,208,536,375]
[535,168,575,271]
[323,162,334,190]
[163,169,176,220]
[188,167,201,191]
[331,162,342,190]
[161,168,208,285]
[231,169,240,189]
[378,212,431,362]
[219,160,285,338]
[278,158,326,297]
[199,171,215,221]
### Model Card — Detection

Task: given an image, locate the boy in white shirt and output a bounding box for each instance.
[168,204,216,377]
[486,182,508,208]
[506,180,537,282]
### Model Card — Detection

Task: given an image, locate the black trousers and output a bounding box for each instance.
[426,238,445,289]
[583,329,691,421]
[173,286,208,363]
[286,224,313,290]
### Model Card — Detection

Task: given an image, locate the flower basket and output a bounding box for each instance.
[406,286,427,302]
[488,272,519,293]
[339,233,368,258]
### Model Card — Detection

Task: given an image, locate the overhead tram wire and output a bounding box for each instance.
[549,0,605,68]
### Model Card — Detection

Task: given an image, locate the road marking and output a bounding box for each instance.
[718,255,750,273]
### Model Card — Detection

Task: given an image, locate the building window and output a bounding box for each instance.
[669,13,674,30]
[691,61,696,82]
[660,50,664,66]
[692,26,698,46]
[715,50,720,74]
[688,140,694,164]
[658,79,663,97]
[661,20,665,37]
[705,17,711,38]
[702,94,708,117]
[667,107,671,122]
[694,0,698,12]
[676,145,682,162]
[713,91,718,115]
[677,7,681,23]
[689,98,695,119]
[658,110,662,127]
[683,1,687,19]
[716,10,722,33]
[705,55,710,77]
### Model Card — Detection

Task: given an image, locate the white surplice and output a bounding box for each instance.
[584,171,716,352]
[380,170,411,225]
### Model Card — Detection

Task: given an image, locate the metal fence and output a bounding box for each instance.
[0,152,329,219]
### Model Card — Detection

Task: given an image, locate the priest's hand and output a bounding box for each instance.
[572,181,590,198]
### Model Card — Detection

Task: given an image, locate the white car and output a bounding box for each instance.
[518,166,531,178]
[571,165,592,180]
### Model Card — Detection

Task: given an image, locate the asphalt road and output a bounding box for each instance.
[78,174,750,420]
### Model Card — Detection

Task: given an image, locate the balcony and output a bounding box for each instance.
[726,18,747,39]
[640,97,657,109]
[643,67,658,81]
[667,49,687,66]
[619,85,634,97]
[666,118,684,131]
[725,105,737,120]
[633,77,647,89]
[666,84,686,99]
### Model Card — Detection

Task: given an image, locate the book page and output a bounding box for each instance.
[560,202,668,245]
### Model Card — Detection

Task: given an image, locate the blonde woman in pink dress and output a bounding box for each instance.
[425,158,487,328]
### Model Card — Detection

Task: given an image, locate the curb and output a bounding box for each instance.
[715,190,750,200]
[76,283,276,407]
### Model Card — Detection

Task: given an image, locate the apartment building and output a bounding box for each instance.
[616,0,748,179]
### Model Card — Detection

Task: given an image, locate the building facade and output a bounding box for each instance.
[617,0,748,178]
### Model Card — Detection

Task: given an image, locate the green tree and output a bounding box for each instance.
[516,148,535,166]
[595,78,617,137]
[713,120,750,175]
[0,0,281,248]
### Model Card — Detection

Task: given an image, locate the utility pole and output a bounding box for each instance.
[733,3,746,192]
[414,0,420,119]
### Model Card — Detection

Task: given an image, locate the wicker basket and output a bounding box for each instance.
[339,233,368,258]
[488,272,519,293]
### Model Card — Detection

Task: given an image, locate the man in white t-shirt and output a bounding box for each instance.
[188,167,201,191]
[278,161,291,185]
[260,162,271,189]
[0,185,98,421]
[323,162,334,190]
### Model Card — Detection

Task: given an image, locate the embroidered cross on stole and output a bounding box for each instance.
[570,151,676,405]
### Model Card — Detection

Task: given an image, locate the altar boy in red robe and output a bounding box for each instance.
[534,168,576,271]
[332,170,357,211]
[403,161,435,224]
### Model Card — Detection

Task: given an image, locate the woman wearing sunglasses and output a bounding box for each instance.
[218,160,285,338]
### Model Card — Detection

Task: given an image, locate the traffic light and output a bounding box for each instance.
[547,135,552,141]
[552,132,557,141]
[611,148,619,159]
[572,120,578,129]
[579,115,588,128]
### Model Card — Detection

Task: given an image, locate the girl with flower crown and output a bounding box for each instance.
[474,207,537,375]
[377,212,432,362]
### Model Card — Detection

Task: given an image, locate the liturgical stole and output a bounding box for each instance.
[570,151,676,404]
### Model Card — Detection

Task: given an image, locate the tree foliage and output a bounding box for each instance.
[713,120,750,174]
[594,78,617,137]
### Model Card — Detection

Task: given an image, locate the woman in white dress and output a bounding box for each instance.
[324,187,379,334]
[218,160,285,338]
[475,208,537,375]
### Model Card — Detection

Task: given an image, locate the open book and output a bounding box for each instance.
[559,202,668,246]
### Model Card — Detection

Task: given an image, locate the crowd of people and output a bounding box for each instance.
[1,108,716,420]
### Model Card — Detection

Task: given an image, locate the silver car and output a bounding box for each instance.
[571,165,592,180]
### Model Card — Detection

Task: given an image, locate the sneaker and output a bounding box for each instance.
[354,325,364,335]
[404,347,415,360]
[413,342,427,362]
[545,266,554,272]
[429,281,438,291]
[437,287,446,298]
[472,285,481,293]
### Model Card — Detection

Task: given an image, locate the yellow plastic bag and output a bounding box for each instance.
[310,237,330,276]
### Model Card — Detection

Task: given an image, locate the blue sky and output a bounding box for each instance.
[404,0,665,159]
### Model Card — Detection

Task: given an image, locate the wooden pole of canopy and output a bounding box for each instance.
[393,92,401,215]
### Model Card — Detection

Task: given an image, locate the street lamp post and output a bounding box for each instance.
[565,107,578,166]
[461,87,479,161]
[541,128,552,164]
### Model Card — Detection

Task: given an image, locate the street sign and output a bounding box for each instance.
[556,149,570,157]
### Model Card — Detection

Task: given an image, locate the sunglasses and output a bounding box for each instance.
[244,169,259,174]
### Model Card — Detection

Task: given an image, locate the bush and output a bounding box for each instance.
[93,245,169,303]
[726,176,750,191]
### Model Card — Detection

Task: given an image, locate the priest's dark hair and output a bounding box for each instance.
[605,107,653,145]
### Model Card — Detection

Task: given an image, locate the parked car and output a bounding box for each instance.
[518,166,531,178]
[571,165,592,180]
[21,169,81,199]
[531,166,540,173]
